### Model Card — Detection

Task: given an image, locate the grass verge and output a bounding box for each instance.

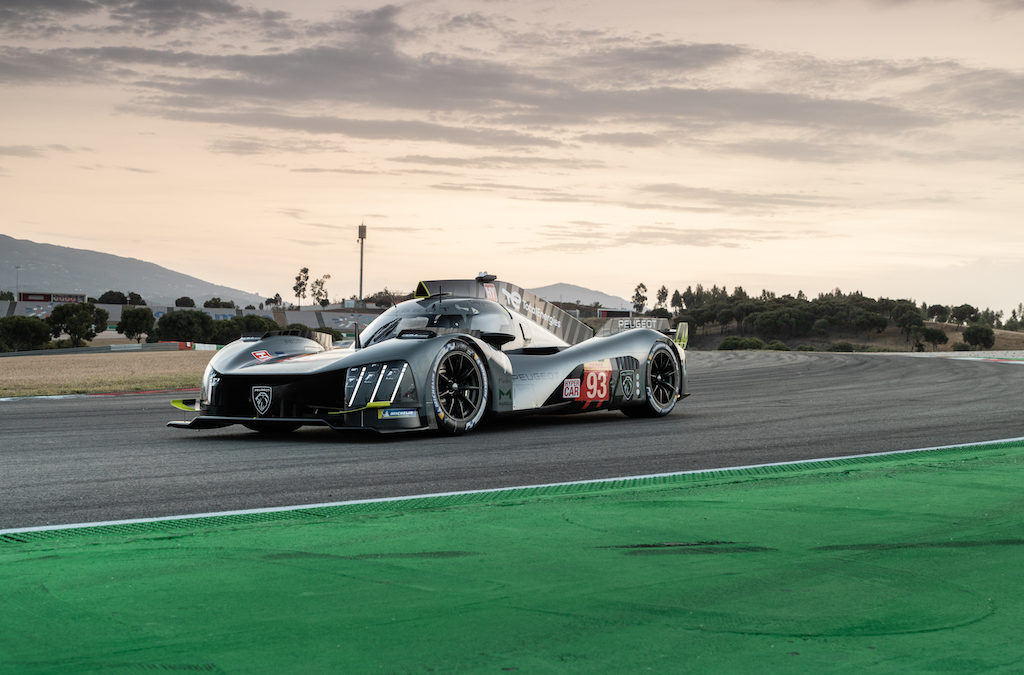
[0,351,213,397]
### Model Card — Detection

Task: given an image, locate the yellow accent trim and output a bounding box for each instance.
[327,402,392,416]
[171,399,198,412]
[415,281,431,298]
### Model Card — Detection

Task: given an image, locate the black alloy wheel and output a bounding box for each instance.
[622,341,680,418]
[648,348,679,410]
[432,342,488,434]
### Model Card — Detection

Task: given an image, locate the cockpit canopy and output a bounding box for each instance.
[358,297,566,350]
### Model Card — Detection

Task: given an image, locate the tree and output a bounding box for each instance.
[210,315,280,345]
[716,307,734,334]
[0,290,14,301]
[632,283,647,314]
[265,293,283,307]
[310,273,332,307]
[152,310,214,343]
[890,301,924,344]
[117,307,155,343]
[950,304,978,327]
[656,285,668,309]
[670,289,683,314]
[127,291,146,306]
[175,296,196,308]
[293,267,310,308]
[927,304,950,323]
[203,297,235,308]
[920,327,949,351]
[97,290,128,304]
[963,323,995,350]
[46,302,109,347]
[0,315,51,352]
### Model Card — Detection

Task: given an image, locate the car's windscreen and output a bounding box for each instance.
[358,299,517,347]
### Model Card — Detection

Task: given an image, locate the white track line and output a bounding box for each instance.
[4,436,1024,536]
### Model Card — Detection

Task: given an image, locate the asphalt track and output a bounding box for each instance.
[3,351,1023,529]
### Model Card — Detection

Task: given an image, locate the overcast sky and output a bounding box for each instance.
[2,0,1022,312]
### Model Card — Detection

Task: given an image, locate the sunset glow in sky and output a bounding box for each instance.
[2,0,1022,311]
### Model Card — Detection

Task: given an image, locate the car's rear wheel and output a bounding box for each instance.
[430,341,488,434]
[623,342,681,418]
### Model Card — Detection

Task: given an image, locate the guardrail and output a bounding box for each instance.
[0,341,221,358]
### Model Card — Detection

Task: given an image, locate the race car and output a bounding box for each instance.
[168,275,687,435]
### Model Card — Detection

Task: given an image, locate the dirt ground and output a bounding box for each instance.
[690,322,1024,352]
[0,350,215,398]
[3,321,1023,398]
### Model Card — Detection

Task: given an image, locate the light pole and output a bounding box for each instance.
[14,265,22,300]
[357,222,366,307]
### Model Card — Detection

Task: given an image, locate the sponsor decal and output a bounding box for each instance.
[513,372,555,381]
[581,370,610,403]
[251,350,272,361]
[484,283,497,302]
[252,386,273,415]
[499,388,512,401]
[562,378,581,399]
[499,287,562,328]
[378,408,417,419]
[618,318,660,330]
[577,360,612,408]
[619,370,635,400]
[500,287,523,310]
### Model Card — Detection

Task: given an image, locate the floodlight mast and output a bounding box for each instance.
[357,222,366,307]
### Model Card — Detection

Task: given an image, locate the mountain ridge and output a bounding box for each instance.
[0,235,630,311]
[529,282,631,310]
[0,234,264,307]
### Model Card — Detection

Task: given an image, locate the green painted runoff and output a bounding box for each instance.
[2,440,1023,673]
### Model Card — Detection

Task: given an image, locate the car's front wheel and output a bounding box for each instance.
[430,341,489,434]
[623,341,681,418]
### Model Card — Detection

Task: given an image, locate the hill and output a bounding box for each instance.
[0,234,263,307]
[530,282,631,310]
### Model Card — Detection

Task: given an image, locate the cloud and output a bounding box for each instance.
[208,135,344,155]
[565,42,745,81]
[525,221,824,253]
[2,2,1019,169]
[0,145,44,157]
[0,47,98,83]
[576,132,662,147]
[637,184,836,211]
[0,0,288,38]
[429,180,836,216]
[0,0,99,36]
[389,154,605,169]
[303,223,349,231]
[0,144,84,157]
[290,167,380,175]
[159,109,561,147]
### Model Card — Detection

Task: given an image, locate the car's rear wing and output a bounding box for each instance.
[596,317,688,349]
[415,277,594,346]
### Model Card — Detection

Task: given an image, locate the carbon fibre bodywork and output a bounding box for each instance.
[168,278,687,435]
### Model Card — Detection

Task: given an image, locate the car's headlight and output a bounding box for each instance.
[345,360,416,408]
[201,364,220,406]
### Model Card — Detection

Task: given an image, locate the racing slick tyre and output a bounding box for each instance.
[243,421,302,433]
[622,341,681,418]
[430,340,489,435]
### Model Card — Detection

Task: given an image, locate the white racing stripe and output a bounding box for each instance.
[4,435,1024,536]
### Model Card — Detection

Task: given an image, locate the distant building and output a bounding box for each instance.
[18,292,87,303]
[597,308,631,318]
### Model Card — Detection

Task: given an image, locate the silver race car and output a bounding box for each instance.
[169,275,688,435]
